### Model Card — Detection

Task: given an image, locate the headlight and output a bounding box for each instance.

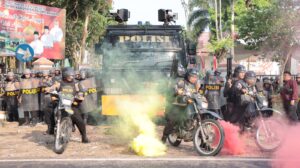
[263,100,268,107]
[201,97,208,109]
[202,101,208,109]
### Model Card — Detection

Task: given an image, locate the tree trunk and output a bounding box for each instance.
[230,0,235,61]
[279,45,295,84]
[214,0,219,41]
[79,14,90,69]
[219,0,223,39]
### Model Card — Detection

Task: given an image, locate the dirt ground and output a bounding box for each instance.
[0,122,268,159]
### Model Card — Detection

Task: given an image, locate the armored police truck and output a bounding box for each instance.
[96,9,196,116]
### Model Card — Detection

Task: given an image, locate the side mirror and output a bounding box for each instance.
[187,43,196,55]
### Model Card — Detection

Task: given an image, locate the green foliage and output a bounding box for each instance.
[207,37,233,60]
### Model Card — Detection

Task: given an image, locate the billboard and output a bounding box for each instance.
[0,0,66,60]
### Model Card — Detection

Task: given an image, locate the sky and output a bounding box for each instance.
[113,0,187,27]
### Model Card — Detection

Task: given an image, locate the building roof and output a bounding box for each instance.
[32,57,54,65]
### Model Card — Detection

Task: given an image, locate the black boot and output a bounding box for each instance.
[161,135,168,143]
[21,112,30,126]
[82,135,90,143]
[30,111,38,127]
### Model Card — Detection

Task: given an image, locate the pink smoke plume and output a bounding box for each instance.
[219,121,246,155]
[272,123,300,168]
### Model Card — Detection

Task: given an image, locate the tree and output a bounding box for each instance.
[187,0,233,61]
[236,0,300,74]
[29,0,113,68]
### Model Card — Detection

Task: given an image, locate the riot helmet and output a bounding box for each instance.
[23,69,31,79]
[187,68,199,84]
[42,70,50,77]
[234,65,246,79]
[80,69,87,80]
[62,67,75,82]
[54,67,61,76]
[244,71,256,86]
[6,72,15,81]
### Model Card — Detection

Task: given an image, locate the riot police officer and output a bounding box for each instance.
[263,78,273,108]
[77,69,98,124]
[47,67,90,143]
[19,69,40,126]
[161,68,202,143]
[204,70,222,116]
[223,65,246,122]
[232,71,258,130]
[39,70,54,133]
[52,67,62,83]
[4,72,20,122]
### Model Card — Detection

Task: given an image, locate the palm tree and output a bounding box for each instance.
[187,0,232,40]
[187,8,210,38]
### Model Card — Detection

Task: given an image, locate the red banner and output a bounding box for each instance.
[0,0,66,60]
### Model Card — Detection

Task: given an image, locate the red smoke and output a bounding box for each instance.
[272,123,300,168]
[219,121,246,155]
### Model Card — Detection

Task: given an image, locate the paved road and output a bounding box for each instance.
[0,157,273,168]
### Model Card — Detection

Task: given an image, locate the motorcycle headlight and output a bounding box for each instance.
[202,102,208,109]
[263,100,268,107]
[201,97,208,109]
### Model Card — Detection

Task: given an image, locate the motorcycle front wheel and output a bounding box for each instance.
[54,115,72,154]
[256,118,284,152]
[193,119,224,156]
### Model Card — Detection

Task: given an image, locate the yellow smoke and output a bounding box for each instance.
[114,95,166,157]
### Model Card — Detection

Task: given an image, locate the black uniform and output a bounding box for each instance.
[49,80,89,143]
[4,79,20,122]
[40,76,54,131]
[204,75,222,116]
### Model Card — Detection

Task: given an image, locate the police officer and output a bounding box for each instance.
[161,68,202,143]
[219,76,227,116]
[78,69,98,124]
[40,70,54,133]
[19,69,40,126]
[47,67,90,143]
[223,65,246,122]
[52,67,62,83]
[263,78,273,108]
[204,70,222,116]
[232,71,258,130]
[4,72,20,122]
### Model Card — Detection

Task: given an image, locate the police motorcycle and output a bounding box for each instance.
[167,92,225,156]
[243,90,284,152]
[50,90,81,154]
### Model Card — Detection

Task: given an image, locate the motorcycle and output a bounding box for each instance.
[50,91,75,154]
[244,91,284,152]
[167,93,225,156]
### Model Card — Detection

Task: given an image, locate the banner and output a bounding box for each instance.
[0,0,66,60]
